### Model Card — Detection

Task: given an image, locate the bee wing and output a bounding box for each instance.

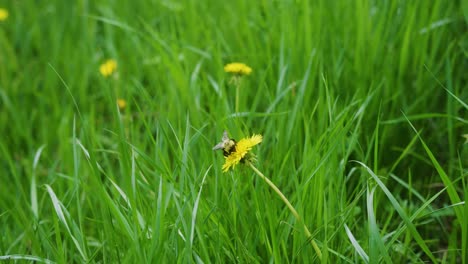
[222,131,229,141]
[212,142,224,150]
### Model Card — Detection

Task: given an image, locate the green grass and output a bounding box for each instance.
[0,0,467,262]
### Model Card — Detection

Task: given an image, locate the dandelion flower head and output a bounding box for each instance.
[0,8,8,21]
[100,59,117,77]
[224,62,252,76]
[222,134,262,172]
[117,99,127,110]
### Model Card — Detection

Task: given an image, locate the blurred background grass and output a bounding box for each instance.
[0,0,467,262]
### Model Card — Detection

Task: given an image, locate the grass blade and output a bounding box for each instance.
[404,114,463,221]
[31,145,46,219]
[344,224,369,263]
[45,185,88,261]
[367,187,392,263]
[354,161,438,263]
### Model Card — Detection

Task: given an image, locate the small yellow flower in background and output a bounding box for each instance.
[0,8,8,21]
[221,134,262,172]
[224,62,252,112]
[117,99,127,110]
[224,62,252,76]
[99,59,117,77]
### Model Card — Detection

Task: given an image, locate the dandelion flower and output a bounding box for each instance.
[221,134,262,172]
[224,62,252,112]
[211,131,322,258]
[224,62,252,76]
[0,8,8,21]
[117,99,127,110]
[100,59,117,77]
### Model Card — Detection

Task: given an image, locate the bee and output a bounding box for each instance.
[212,131,237,157]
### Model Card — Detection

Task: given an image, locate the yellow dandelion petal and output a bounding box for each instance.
[222,151,242,172]
[100,59,117,77]
[117,99,127,110]
[224,62,252,76]
[0,8,8,21]
[222,134,262,172]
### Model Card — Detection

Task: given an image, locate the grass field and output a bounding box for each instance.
[0,0,467,263]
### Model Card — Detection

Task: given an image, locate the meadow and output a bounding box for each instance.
[0,0,467,263]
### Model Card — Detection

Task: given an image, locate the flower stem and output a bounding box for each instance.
[248,162,322,259]
[235,83,240,113]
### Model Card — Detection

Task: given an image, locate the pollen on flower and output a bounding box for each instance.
[224,62,252,76]
[117,99,127,110]
[0,8,9,21]
[99,59,117,77]
[222,134,262,172]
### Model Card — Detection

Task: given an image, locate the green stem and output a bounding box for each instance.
[235,82,240,113]
[248,162,322,259]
